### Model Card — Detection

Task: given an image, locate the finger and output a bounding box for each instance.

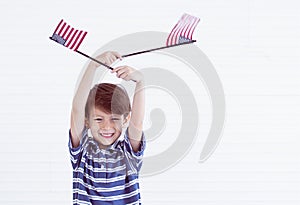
[123,75,131,81]
[111,51,122,60]
[96,55,109,65]
[117,69,128,78]
[106,51,120,62]
[107,56,117,65]
[110,53,118,61]
[112,66,126,73]
[119,72,129,79]
[99,52,116,64]
[107,57,114,65]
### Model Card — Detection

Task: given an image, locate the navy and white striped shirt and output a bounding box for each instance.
[69,129,146,205]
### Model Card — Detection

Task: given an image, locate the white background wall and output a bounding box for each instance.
[0,0,299,204]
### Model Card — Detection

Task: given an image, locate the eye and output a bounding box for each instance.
[94,118,102,122]
[112,118,120,121]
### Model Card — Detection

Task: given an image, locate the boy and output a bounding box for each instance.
[69,51,145,204]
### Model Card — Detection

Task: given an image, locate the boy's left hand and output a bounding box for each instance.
[111,66,144,83]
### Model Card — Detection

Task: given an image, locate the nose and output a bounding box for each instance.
[101,119,113,129]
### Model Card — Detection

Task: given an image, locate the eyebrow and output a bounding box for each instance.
[93,114,121,118]
[94,115,104,117]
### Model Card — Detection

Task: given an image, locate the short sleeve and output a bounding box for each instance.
[123,129,146,173]
[124,128,146,156]
[68,129,84,170]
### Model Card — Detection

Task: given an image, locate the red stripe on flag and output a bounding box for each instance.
[51,19,88,51]
[185,17,195,39]
[69,30,83,50]
[167,15,186,46]
[167,15,181,46]
[74,31,87,51]
[58,22,66,36]
[187,18,199,40]
[166,15,185,46]
[166,24,178,46]
[171,14,189,45]
[180,15,192,39]
[62,25,70,38]
[168,14,187,45]
[182,15,193,38]
[168,24,179,46]
[65,30,78,48]
[166,14,199,46]
[53,19,63,34]
[65,27,74,42]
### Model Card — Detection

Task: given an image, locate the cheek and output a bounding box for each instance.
[89,120,98,128]
[89,122,100,133]
[114,121,123,130]
[90,124,99,132]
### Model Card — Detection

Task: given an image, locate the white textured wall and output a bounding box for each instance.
[0,0,299,204]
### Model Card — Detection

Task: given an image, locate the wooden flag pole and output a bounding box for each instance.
[76,40,196,70]
[76,50,114,70]
[49,36,113,70]
[121,40,196,58]
[50,19,198,70]
[51,36,196,70]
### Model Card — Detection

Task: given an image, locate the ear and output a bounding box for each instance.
[85,117,90,128]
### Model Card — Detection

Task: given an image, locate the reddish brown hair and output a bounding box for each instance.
[85,83,131,118]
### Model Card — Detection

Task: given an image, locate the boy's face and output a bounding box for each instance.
[87,107,129,149]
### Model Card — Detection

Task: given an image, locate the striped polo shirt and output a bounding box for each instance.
[69,128,146,205]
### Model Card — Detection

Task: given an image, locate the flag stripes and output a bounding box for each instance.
[50,19,87,51]
[166,13,200,46]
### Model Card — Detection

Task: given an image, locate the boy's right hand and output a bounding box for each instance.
[89,51,122,69]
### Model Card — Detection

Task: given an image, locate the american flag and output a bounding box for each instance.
[50,19,87,51]
[166,13,200,46]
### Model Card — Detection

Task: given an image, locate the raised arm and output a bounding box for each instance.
[111,66,145,152]
[70,51,121,148]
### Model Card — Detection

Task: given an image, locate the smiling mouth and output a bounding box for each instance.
[100,133,115,139]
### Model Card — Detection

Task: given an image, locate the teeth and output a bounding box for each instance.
[101,133,114,137]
